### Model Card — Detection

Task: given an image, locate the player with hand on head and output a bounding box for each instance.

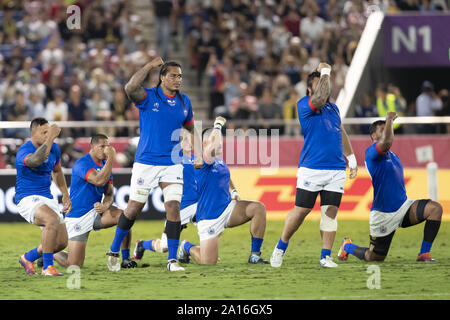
[177,118,269,265]
[52,134,136,269]
[107,57,203,272]
[338,112,443,263]
[270,62,358,268]
[16,118,71,276]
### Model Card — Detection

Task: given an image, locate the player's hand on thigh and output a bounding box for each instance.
[94,202,107,213]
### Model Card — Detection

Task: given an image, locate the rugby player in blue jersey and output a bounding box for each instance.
[133,127,199,258]
[270,62,358,268]
[177,120,269,265]
[52,134,136,268]
[338,112,443,262]
[16,118,71,276]
[107,57,203,272]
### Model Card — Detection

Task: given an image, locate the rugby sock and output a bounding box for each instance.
[344,243,358,255]
[276,238,289,252]
[321,249,331,260]
[42,252,53,270]
[121,249,130,261]
[143,239,156,252]
[165,220,181,261]
[251,237,264,254]
[352,247,369,260]
[419,241,432,255]
[24,247,41,262]
[344,243,368,260]
[110,214,134,253]
[184,241,196,256]
[424,220,441,242]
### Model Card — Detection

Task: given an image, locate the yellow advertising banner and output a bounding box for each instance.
[230,168,450,221]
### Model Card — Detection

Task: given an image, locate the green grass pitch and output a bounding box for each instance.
[1,219,450,300]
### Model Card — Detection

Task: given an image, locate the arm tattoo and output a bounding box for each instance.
[25,144,48,167]
[310,75,331,109]
[125,64,152,103]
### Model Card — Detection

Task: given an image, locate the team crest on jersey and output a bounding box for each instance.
[152,102,159,112]
[184,109,188,116]
[167,99,176,107]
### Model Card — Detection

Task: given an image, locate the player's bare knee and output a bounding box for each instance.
[252,201,266,218]
[428,201,443,220]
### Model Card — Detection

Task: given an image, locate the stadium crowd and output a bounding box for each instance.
[0,0,449,168]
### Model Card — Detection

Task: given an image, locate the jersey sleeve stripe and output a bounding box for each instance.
[53,159,61,169]
[375,142,385,155]
[184,118,194,126]
[108,179,113,184]
[23,154,32,166]
[308,97,318,112]
[135,89,148,105]
[84,168,95,181]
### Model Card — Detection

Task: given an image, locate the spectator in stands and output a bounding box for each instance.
[153,0,173,60]
[46,89,68,121]
[86,89,111,122]
[28,88,45,120]
[354,91,377,134]
[376,84,402,132]
[396,0,420,11]
[5,44,24,74]
[282,2,301,37]
[229,82,258,122]
[416,80,443,133]
[256,3,278,32]
[300,9,325,45]
[5,90,29,139]
[110,86,131,137]
[223,69,241,117]
[206,53,226,119]
[68,84,88,136]
[197,23,221,86]
[283,88,300,136]
[257,86,282,131]
[437,89,450,133]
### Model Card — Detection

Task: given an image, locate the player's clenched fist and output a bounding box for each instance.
[105,146,116,159]
[48,124,61,140]
[147,56,164,69]
[317,62,331,72]
[386,112,398,121]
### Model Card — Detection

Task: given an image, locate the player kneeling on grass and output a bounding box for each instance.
[337,113,443,263]
[176,120,269,265]
[17,118,71,276]
[133,126,200,259]
[51,134,136,268]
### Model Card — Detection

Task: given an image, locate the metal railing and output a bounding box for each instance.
[1,117,450,129]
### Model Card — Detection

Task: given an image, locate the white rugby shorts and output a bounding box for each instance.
[296,167,346,194]
[17,195,64,229]
[129,162,183,203]
[65,209,101,240]
[369,199,415,237]
[197,201,237,241]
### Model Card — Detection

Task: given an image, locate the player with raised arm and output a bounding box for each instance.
[106,57,203,272]
[53,134,136,268]
[270,62,358,268]
[337,112,443,262]
[133,127,199,258]
[176,120,269,265]
[16,118,71,276]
